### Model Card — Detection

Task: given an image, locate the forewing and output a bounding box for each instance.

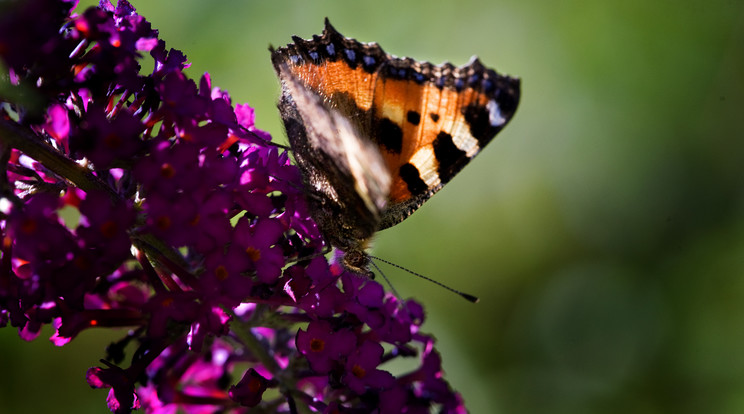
[271,19,520,233]
[371,58,521,229]
[274,60,391,248]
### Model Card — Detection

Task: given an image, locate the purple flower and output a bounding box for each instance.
[199,245,254,306]
[6,193,72,266]
[296,320,355,374]
[87,363,141,414]
[228,368,270,407]
[77,190,135,266]
[0,1,470,413]
[232,218,286,284]
[343,340,395,395]
[134,140,201,198]
[0,0,77,90]
[42,104,71,147]
[70,105,146,168]
[143,292,200,338]
[235,103,272,142]
[378,385,408,414]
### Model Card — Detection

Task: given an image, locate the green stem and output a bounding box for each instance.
[131,233,195,283]
[228,306,312,414]
[230,306,284,375]
[0,118,119,201]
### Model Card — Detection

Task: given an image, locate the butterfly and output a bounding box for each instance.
[271,19,520,277]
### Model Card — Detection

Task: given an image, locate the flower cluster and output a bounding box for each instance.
[0,0,467,413]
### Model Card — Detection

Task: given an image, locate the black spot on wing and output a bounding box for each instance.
[432,131,467,183]
[430,113,440,122]
[399,163,428,195]
[495,84,520,116]
[376,118,403,153]
[406,110,421,125]
[463,104,496,146]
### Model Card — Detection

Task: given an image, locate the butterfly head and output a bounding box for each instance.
[338,247,374,278]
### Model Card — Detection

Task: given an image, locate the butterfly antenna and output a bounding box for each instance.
[284,245,330,265]
[368,258,404,303]
[368,255,479,303]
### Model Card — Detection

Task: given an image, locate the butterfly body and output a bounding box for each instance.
[271,19,520,275]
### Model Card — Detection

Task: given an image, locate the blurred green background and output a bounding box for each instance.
[2,0,744,412]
